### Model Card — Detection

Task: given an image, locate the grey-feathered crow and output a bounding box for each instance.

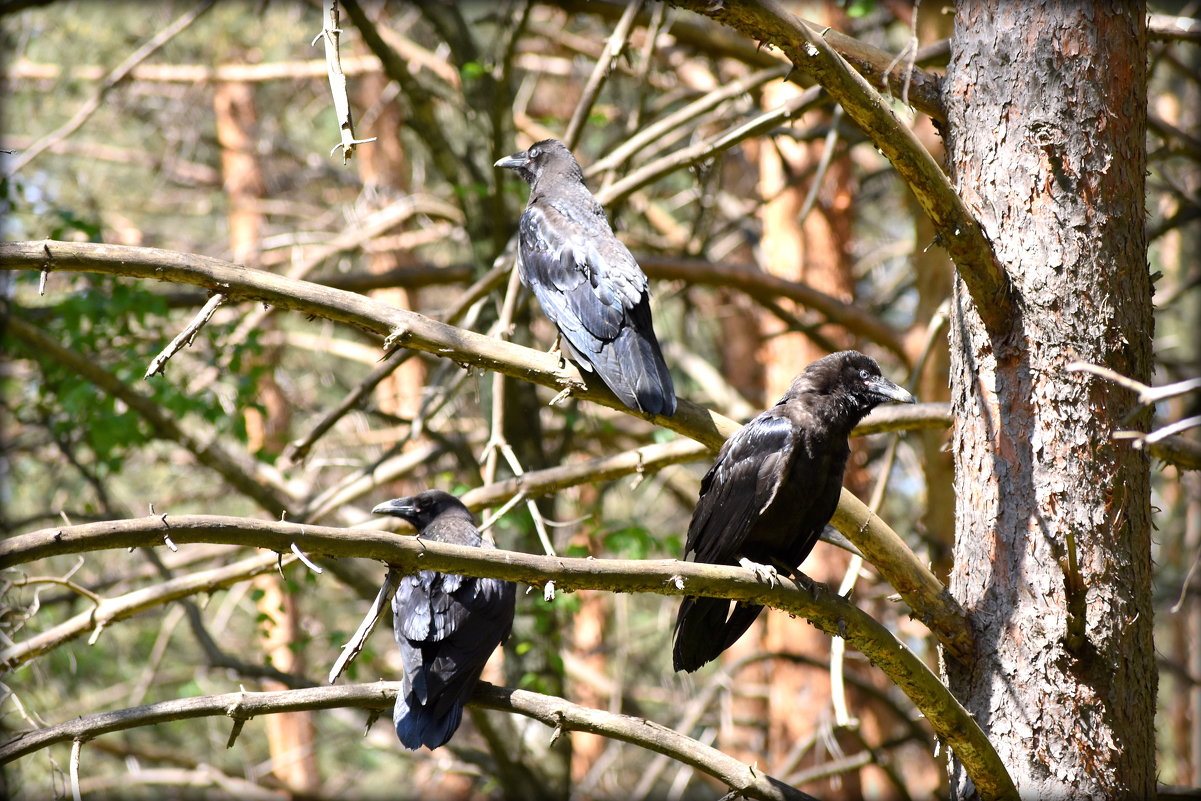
[495,139,676,416]
[372,490,516,750]
[672,351,914,673]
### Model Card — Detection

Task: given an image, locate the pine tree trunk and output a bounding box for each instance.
[942,2,1156,798]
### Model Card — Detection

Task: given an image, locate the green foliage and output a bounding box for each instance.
[846,0,876,18]
[602,523,655,561]
[459,60,486,81]
[47,207,103,242]
[7,273,269,477]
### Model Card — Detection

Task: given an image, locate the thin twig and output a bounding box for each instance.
[590,64,791,184]
[563,0,644,150]
[598,85,826,208]
[1145,415,1201,443]
[315,0,376,162]
[1066,360,1201,406]
[328,568,402,684]
[70,738,84,801]
[7,0,216,175]
[11,575,103,608]
[795,105,844,225]
[144,293,226,379]
[282,347,414,463]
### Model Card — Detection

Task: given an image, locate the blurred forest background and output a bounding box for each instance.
[1,1,1198,800]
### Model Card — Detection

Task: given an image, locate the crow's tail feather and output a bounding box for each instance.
[672,596,764,673]
[602,325,676,417]
[393,695,466,751]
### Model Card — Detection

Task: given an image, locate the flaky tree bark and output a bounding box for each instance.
[943,3,1156,799]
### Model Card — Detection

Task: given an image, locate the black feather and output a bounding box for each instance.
[496,139,676,416]
[672,351,914,672]
[372,490,517,749]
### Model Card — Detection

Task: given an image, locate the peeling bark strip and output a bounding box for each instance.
[943,3,1156,799]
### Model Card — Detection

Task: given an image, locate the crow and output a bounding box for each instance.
[372,490,517,750]
[495,138,677,416]
[672,351,914,673]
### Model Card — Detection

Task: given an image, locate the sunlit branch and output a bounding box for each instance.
[0,514,1012,800]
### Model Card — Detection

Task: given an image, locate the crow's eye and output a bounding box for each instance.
[528,147,540,158]
[859,369,870,380]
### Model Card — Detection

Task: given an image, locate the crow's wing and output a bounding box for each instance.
[392,566,516,749]
[394,570,515,704]
[684,412,821,565]
[517,205,643,344]
[517,205,674,414]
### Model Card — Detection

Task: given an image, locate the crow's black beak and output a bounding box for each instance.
[494,152,527,170]
[372,498,417,517]
[868,376,916,405]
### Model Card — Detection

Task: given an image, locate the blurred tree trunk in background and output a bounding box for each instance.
[943,3,1157,798]
[214,79,291,459]
[252,574,321,796]
[216,77,318,796]
[1154,27,1201,787]
[355,69,427,429]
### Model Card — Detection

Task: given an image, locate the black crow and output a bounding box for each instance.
[372,490,517,750]
[495,139,677,416]
[672,351,915,673]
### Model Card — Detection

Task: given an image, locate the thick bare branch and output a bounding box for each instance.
[1,240,972,652]
[0,681,813,800]
[470,684,817,801]
[832,489,970,659]
[0,515,1013,799]
[0,240,733,448]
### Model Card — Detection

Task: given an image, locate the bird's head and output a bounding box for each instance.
[372,489,473,532]
[803,350,915,414]
[494,138,582,186]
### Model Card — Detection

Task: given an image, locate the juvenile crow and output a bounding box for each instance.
[373,490,516,750]
[672,351,914,673]
[495,139,677,416]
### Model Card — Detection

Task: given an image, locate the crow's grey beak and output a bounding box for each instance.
[494,152,526,169]
[372,498,416,517]
[869,376,916,405]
